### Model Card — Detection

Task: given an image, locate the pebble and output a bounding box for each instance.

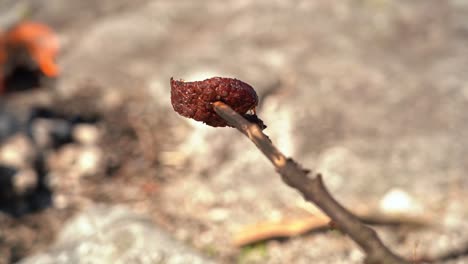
[48,144,102,177]
[73,124,100,145]
[208,208,229,222]
[379,188,423,215]
[0,133,36,168]
[75,146,102,175]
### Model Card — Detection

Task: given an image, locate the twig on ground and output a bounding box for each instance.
[233,215,330,247]
[213,101,408,264]
[233,209,431,247]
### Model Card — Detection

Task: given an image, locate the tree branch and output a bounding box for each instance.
[213,101,408,264]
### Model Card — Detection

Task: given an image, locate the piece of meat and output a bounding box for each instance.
[170,77,259,127]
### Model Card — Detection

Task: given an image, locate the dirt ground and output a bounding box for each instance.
[1,1,468,263]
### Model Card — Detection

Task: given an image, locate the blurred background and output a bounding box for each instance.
[1,0,468,263]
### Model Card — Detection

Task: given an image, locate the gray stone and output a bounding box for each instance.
[19,205,213,264]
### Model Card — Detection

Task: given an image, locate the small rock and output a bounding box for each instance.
[48,144,102,177]
[73,124,100,145]
[76,146,102,176]
[379,188,423,215]
[53,193,69,209]
[208,208,229,222]
[0,133,36,168]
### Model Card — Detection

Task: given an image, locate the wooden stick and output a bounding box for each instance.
[213,101,408,264]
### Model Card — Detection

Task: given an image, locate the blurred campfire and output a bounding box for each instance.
[0,21,59,93]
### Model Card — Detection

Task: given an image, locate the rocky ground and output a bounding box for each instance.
[1,0,468,263]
